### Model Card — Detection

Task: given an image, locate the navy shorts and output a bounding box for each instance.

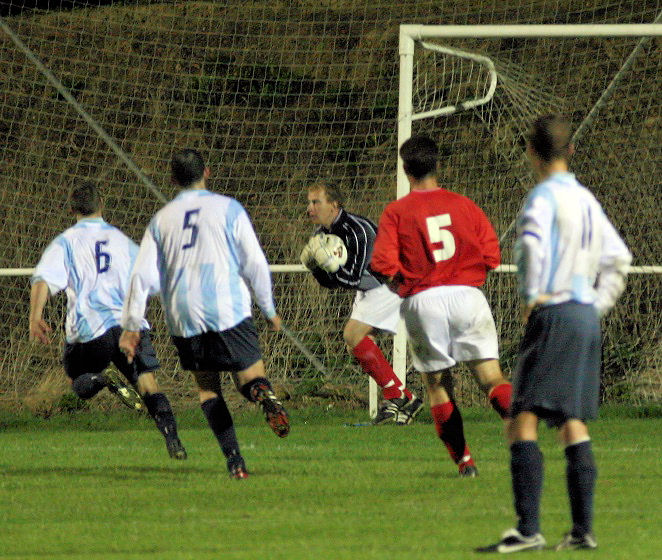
[63,326,159,385]
[172,318,262,373]
[511,302,601,428]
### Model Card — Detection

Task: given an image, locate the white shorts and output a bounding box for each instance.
[349,284,402,335]
[402,285,499,372]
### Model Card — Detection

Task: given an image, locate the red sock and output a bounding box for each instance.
[488,382,512,419]
[431,401,472,464]
[352,337,412,400]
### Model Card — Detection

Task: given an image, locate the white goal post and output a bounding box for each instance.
[375,22,662,417]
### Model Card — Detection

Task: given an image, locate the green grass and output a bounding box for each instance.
[1,406,660,560]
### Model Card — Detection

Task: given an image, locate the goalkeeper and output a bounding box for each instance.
[300,182,423,425]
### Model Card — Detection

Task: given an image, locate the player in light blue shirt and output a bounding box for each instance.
[29,181,186,460]
[120,149,289,479]
[514,164,631,316]
[480,115,631,554]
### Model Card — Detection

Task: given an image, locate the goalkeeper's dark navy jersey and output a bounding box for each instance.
[311,208,382,292]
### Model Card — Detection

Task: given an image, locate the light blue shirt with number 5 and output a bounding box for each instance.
[123,189,277,337]
[514,172,631,315]
[32,217,149,343]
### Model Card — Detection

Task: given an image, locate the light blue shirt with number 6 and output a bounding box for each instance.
[31,217,150,343]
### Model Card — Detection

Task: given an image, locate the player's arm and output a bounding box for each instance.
[121,225,158,361]
[333,217,373,287]
[309,265,338,289]
[594,212,632,317]
[29,239,68,344]
[128,237,160,296]
[514,191,552,322]
[29,281,52,344]
[473,202,501,270]
[234,205,279,324]
[370,204,401,291]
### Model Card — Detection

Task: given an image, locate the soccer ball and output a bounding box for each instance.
[313,233,348,273]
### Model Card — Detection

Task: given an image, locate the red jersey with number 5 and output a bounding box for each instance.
[371,188,500,298]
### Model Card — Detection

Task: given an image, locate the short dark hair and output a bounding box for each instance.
[399,135,438,180]
[526,114,572,163]
[69,181,101,216]
[171,149,206,187]
[309,181,344,208]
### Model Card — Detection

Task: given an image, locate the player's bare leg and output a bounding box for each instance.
[233,358,267,387]
[195,371,248,478]
[423,370,477,476]
[136,372,186,460]
[508,410,539,442]
[235,360,290,438]
[468,358,512,429]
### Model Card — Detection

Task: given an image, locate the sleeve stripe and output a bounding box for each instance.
[336,213,373,286]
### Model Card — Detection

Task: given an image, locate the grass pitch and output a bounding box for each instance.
[1,406,660,560]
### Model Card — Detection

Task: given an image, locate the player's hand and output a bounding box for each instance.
[384,272,403,295]
[119,330,140,364]
[29,318,52,345]
[267,315,282,332]
[301,234,329,270]
[306,233,346,273]
[299,242,317,270]
[520,294,552,324]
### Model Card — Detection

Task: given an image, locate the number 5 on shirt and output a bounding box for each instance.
[183,208,200,249]
[426,213,456,262]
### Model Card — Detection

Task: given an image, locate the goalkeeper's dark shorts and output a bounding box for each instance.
[172,318,262,373]
[510,302,601,428]
[63,326,159,384]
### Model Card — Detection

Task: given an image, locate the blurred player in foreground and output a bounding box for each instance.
[300,181,423,425]
[29,181,186,460]
[120,148,289,480]
[371,135,512,477]
[477,115,632,553]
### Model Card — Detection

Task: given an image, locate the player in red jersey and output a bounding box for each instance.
[371,135,512,477]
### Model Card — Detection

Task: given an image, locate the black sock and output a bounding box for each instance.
[201,396,241,459]
[565,440,597,537]
[239,377,272,402]
[143,392,179,440]
[511,440,544,537]
[71,373,106,399]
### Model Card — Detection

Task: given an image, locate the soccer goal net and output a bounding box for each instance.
[0,1,659,414]
[394,22,661,409]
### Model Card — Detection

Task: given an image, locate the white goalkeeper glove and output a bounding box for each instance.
[300,233,347,274]
[299,239,317,270]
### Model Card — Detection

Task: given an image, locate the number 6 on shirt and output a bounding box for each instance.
[426,213,456,262]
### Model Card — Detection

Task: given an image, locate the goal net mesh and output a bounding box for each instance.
[0,0,659,412]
